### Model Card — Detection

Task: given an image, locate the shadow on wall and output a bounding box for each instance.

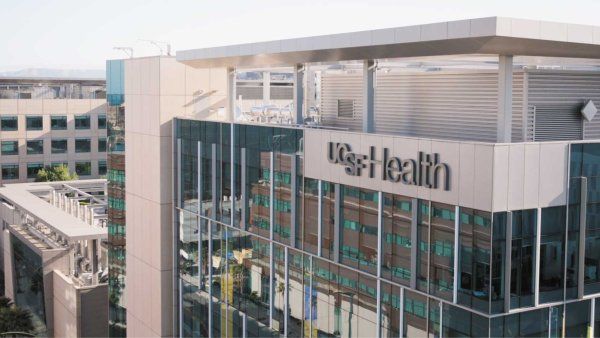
[185,89,228,121]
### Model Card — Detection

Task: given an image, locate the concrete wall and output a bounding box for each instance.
[52,271,108,338]
[52,271,79,337]
[304,128,572,212]
[0,98,107,182]
[124,56,227,337]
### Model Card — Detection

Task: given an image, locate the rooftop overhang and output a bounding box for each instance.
[0,180,107,242]
[177,17,600,68]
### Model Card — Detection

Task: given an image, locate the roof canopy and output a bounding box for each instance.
[177,17,600,68]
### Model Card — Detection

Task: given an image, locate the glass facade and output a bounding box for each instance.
[176,121,600,338]
[106,58,126,337]
[11,234,47,336]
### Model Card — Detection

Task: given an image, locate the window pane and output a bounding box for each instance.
[75,115,91,129]
[98,137,107,152]
[491,212,507,313]
[50,116,67,130]
[339,186,378,275]
[416,200,429,292]
[1,116,18,131]
[27,163,44,178]
[98,114,107,129]
[510,209,537,309]
[429,202,455,301]
[322,181,336,260]
[75,138,91,153]
[75,161,91,176]
[26,116,43,130]
[382,193,412,286]
[26,140,44,154]
[564,300,591,338]
[51,139,68,154]
[458,208,491,313]
[2,164,19,180]
[1,141,18,155]
[99,160,107,175]
[302,178,319,255]
[539,206,566,303]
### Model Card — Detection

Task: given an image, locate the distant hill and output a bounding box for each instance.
[0,68,105,79]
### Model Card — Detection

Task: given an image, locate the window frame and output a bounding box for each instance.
[25,116,43,131]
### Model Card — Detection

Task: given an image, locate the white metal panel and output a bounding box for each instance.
[526,70,600,140]
[320,71,524,142]
[320,73,363,130]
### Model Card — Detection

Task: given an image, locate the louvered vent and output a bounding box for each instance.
[526,71,600,140]
[337,99,356,119]
[533,104,582,141]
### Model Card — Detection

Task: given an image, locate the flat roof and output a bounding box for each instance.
[0,180,107,241]
[0,77,105,85]
[177,17,600,68]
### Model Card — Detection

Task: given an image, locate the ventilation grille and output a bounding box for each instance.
[533,104,582,141]
[337,99,356,119]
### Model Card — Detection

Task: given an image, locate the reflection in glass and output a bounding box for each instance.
[429,202,455,301]
[539,206,566,303]
[490,212,507,314]
[382,194,412,286]
[302,178,319,255]
[339,186,379,275]
[416,200,430,292]
[458,208,491,313]
[510,210,537,309]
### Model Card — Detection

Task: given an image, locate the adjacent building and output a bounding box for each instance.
[117,17,600,337]
[0,180,108,337]
[0,77,108,183]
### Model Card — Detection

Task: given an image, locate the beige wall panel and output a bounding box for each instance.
[492,145,510,212]
[473,144,494,211]
[430,140,460,206]
[507,143,526,210]
[417,139,432,201]
[523,144,541,209]
[17,99,43,114]
[538,142,568,207]
[160,57,186,96]
[0,99,18,114]
[65,100,92,115]
[458,143,475,208]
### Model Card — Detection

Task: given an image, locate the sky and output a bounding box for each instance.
[1,0,599,72]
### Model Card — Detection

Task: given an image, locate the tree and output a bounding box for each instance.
[0,297,34,335]
[35,165,78,182]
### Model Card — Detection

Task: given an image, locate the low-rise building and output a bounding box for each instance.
[0,180,108,337]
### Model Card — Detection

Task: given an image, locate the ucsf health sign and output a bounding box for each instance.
[327,142,451,191]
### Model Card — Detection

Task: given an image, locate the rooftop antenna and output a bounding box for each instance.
[139,39,172,56]
[113,47,134,58]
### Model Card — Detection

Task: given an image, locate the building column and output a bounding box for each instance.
[263,71,271,106]
[363,59,375,133]
[227,67,236,122]
[293,64,304,124]
[497,55,513,142]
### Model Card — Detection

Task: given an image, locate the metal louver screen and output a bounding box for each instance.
[337,99,355,119]
[533,104,582,141]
